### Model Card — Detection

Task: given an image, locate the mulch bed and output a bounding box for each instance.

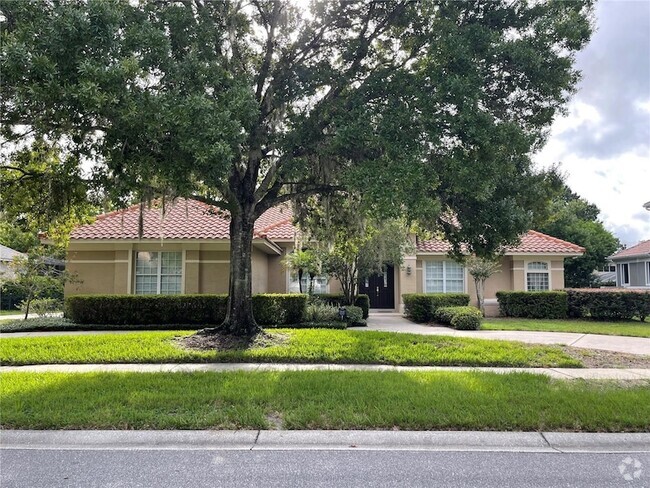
[177,330,288,352]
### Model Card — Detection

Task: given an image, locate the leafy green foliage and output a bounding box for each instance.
[537,185,620,287]
[315,294,370,319]
[343,305,366,327]
[304,301,340,323]
[566,289,650,321]
[281,249,322,294]
[0,141,99,250]
[65,293,307,326]
[1,247,70,319]
[1,0,594,332]
[496,291,568,319]
[402,293,471,322]
[434,306,483,330]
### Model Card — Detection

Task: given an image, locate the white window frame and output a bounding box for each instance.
[525,261,551,292]
[135,251,183,295]
[286,270,330,295]
[645,261,650,286]
[621,263,630,286]
[422,260,466,293]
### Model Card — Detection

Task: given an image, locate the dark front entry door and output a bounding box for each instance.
[359,265,395,309]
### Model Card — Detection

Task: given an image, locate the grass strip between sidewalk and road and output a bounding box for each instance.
[1,371,649,431]
[0,329,581,368]
[482,318,650,338]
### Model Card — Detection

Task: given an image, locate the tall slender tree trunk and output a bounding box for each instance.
[474,277,485,317]
[219,206,259,336]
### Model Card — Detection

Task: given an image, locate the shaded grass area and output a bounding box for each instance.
[483,318,650,338]
[1,371,649,431]
[0,329,581,367]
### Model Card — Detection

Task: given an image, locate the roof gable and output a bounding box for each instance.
[417,230,584,255]
[610,240,650,260]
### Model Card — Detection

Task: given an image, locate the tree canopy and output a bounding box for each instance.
[1,0,594,334]
[537,184,620,288]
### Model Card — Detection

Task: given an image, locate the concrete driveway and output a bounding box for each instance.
[364,313,650,356]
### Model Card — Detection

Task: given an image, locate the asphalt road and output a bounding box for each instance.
[2,449,649,488]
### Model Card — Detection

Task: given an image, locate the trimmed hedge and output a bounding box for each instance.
[65,294,308,326]
[402,293,470,323]
[252,294,307,326]
[496,291,568,319]
[315,294,370,319]
[434,306,483,330]
[566,289,650,321]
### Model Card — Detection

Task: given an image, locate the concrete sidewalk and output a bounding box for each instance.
[3,362,650,380]
[366,313,650,356]
[2,430,649,453]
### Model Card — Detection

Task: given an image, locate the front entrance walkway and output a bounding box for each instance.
[365,313,650,356]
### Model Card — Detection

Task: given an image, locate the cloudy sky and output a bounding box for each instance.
[533,0,650,247]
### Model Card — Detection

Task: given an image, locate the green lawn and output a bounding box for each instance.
[483,318,650,338]
[1,371,648,431]
[0,310,20,316]
[0,329,581,367]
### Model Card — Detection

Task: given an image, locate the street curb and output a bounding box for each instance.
[2,430,649,453]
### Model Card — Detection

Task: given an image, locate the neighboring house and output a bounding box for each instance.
[593,262,617,286]
[66,198,584,316]
[609,240,650,289]
[0,244,25,280]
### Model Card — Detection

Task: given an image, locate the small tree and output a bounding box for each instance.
[281,249,321,294]
[465,256,502,317]
[320,219,414,305]
[1,247,72,319]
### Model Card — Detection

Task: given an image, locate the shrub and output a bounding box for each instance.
[65,294,228,325]
[402,293,470,322]
[21,298,62,317]
[315,294,370,318]
[305,300,340,323]
[496,291,568,319]
[291,321,347,330]
[64,294,307,326]
[344,305,366,327]
[252,294,307,325]
[566,289,650,321]
[0,316,77,332]
[434,306,483,330]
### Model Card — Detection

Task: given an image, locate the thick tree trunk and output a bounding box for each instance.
[218,208,259,336]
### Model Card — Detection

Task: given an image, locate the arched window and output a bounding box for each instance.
[526,262,549,291]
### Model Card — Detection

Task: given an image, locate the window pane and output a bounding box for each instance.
[136,252,158,275]
[445,261,464,292]
[425,261,443,293]
[161,252,182,275]
[527,262,548,271]
[135,274,158,295]
[289,273,327,294]
[527,272,549,291]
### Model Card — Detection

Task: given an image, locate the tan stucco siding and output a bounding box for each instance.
[198,262,229,293]
[268,244,292,293]
[251,247,268,294]
[66,262,117,295]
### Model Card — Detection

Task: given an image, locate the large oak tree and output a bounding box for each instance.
[1,0,593,335]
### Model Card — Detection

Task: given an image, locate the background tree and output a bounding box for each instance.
[0,247,72,319]
[1,0,593,335]
[537,184,620,287]
[464,256,502,317]
[0,140,99,253]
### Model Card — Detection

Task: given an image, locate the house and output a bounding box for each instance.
[65,198,584,316]
[609,240,650,289]
[0,244,25,280]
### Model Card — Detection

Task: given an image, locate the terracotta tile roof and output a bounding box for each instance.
[417,230,584,255]
[70,199,297,241]
[610,240,650,260]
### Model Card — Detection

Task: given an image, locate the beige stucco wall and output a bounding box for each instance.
[251,247,268,294]
[65,250,120,295]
